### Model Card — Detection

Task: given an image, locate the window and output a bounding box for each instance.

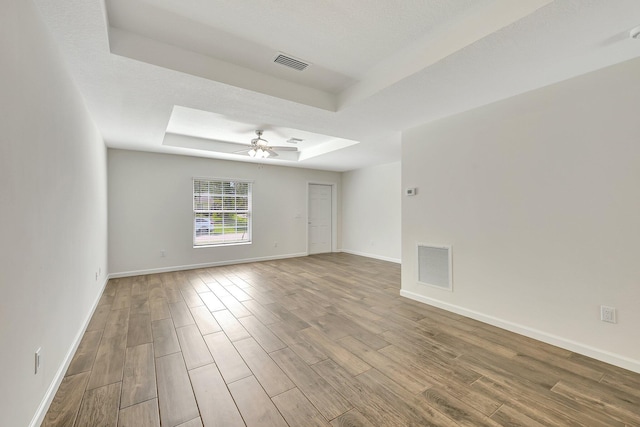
[193,178,252,247]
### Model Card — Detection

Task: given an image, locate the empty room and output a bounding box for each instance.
[2,0,640,426]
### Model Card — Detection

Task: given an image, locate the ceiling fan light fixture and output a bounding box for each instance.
[248,148,256,157]
[263,150,270,158]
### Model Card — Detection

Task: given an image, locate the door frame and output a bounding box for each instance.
[306,181,338,255]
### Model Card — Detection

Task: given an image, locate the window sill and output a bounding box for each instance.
[193,241,252,249]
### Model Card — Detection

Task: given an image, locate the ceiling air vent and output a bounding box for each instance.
[273,53,310,71]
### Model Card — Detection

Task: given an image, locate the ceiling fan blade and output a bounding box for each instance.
[266,149,279,157]
[270,146,298,152]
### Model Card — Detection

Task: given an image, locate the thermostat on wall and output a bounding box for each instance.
[405,187,417,196]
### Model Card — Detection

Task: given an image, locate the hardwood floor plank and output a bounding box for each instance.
[311,359,408,426]
[375,348,500,417]
[189,363,246,427]
[127,313,152,348]
[41,372,89,427]
[272,387,331,427]
[220,294,252,318]
[490,404,547,427]
[356,368,464,427]
[234,337,294,397]
[238,315,286,353]
[299,327,370,376]
[189,305,222,335]
[203,331,252,383]
[87,332,127,390]
[337,335,429,394]
[168,301,195,328]
[180,287,204,308]
[262,302,310,330]
[241,299,280,325]
[130,296,150,316]
[551,380,640,425]
[226,284,252,302]
[421,386,502,427]
[86,304,111,332]
[118,399,160,427]
[148,285,167,301]
[66,330,102,376]
[380,342,481,386]
[175,324,213,370]
[75,382,121,427]
[149,298,171,322]
[121,343,156,408]
[155,352,199,427]
[471,375,624,427]
[103,308,130,339]
[227,376,288,427]
[112,287,132,311]
[271,348,352,420]
[151,318,181,358]
[187,274,210,293]
[212,309,251,342]
[330,409,376,427]
[267,321,328,365]
[175,418,203,427]
[199,291,227,312]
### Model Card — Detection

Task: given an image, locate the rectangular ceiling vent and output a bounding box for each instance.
[274,53,310,71]
[417,244,452,291]
[287,138,303,144]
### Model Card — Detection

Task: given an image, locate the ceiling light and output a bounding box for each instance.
[238,130,299,159]
[631,26,640,39]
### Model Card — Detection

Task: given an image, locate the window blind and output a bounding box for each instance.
[193,178,252,246]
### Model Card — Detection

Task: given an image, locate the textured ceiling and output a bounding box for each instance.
[32,0,640,171]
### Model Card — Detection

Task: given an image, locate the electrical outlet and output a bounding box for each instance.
[95,272,98,281]
[35,348,41,374]
[160,250,166,258]
[274,242,278,248]
[600,305,617,323]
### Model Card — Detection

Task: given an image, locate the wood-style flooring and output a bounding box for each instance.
[42,253,640,426]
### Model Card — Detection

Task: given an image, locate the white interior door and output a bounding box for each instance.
[308,184,332,254]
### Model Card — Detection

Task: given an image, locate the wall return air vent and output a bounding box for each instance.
[273,53,310,71]
[417,244,452,291]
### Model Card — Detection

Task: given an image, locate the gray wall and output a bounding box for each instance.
[341,161,401,262]
[108,149,341,275]
[0,1,109,425]
[401,57,640,372]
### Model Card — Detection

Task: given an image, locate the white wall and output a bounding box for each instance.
[108,149,341,275]
[0,1,109,426]
[341,161,401,263]
[402,58,640,372]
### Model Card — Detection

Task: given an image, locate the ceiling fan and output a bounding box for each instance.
[235,130,298,158]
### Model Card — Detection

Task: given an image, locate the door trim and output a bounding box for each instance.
[306,181,338,255]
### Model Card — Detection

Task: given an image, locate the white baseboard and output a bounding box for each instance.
[339,249,401,264]
[29,276,110,427]
[109,252,308,278]
[400,289,640,374]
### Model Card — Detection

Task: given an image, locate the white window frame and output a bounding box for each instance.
[193,178,252,247]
